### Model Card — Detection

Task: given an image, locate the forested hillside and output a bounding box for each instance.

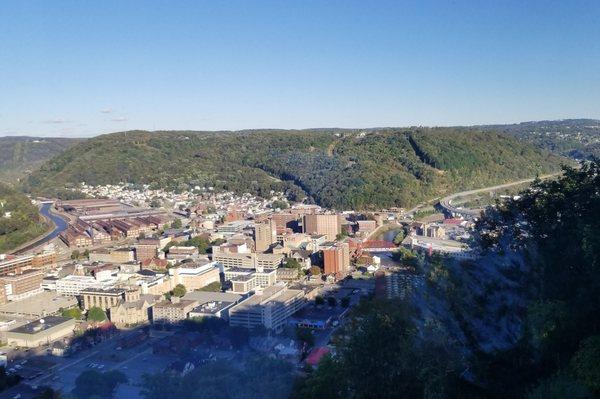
[0,136,81,182]
[25,128,566,209]
[477,119,600,160]
[0,182,48,253]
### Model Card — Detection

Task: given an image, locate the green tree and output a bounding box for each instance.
[61,307,83,319]
[296,299,463,398]
[296,327,315,347]
[87,306,107,322]
[33,387,62,399]
[393,229,405,245]
[172,284,186,297]
[271,200,288,209]
[527,373,591,399]
[171,218,183,229]
[284,258,301,269]
[570,335,600,392]
[315,296,325,306]
[341,297,350,308]
[72,370,127,399]
[141,356,294,399]
[327,297,337,307]
[198,281,221,292]
[185,236,211,254]
[70,250,80,260]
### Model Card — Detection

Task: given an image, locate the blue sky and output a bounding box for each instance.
[1,0,599,137]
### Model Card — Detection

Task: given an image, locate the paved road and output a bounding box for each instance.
[403,173,561,219]
[438,173,561,217]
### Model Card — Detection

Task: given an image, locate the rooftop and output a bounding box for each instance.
[190,300,235,315]
[9,316,73,335]
[231,284,303,311]
[183,291,242,303]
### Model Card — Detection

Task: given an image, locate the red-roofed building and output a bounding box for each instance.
[443,218,463,225]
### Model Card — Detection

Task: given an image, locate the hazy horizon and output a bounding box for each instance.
[1,116,599,139]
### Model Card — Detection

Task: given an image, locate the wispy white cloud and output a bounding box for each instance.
[111,116,127,122]
[41,118,71,124]
[100,108,112,114]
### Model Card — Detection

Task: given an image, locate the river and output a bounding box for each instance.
[14,202,68,254]
[380,228,402,242]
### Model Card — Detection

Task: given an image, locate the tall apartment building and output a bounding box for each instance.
[322,242,350,278]
[254,220,277,253]
[303,214,340,241]
[229,284,306,331]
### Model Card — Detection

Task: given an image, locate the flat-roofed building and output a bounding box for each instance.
[303,214,340,241]
[1,270,44,301]
[213,252,284,269]
[231,274,257,294]
[184,291,242,320]
[6,316,76,347]
[229,284,306,331]
[152,296,198,325]
[222,267,277,293]
[55,275,115,296]
[31,250,58,269]
[357,220,377,233]
[166,246,199,262]
[89,248,135,264]
[0,251,56,277]
[168,262,220,291]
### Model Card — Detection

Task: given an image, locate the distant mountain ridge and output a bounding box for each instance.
[23,127,568,209]
[0,136,82,182]
[474,118,600,159]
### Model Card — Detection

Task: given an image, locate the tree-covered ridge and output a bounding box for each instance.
[476,119,600,160]
[0,182,48,253]
[0,136,81,182]
[25,128,567,209]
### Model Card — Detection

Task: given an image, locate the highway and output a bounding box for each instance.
[437,173,561,218]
